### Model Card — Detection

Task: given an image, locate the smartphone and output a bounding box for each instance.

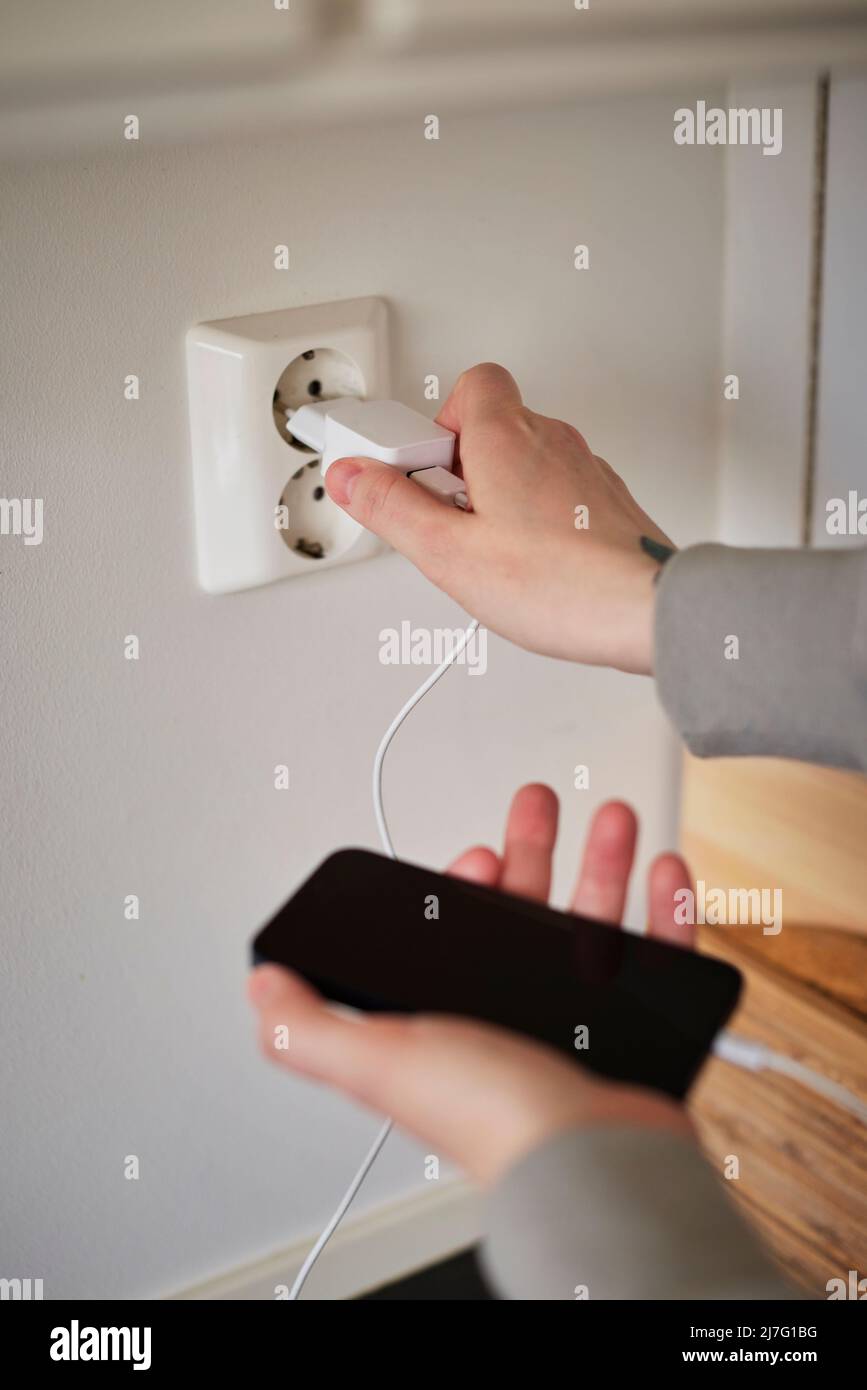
[251,848,741,1099]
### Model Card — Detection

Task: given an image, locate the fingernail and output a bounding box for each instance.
[248,966,282,1006]
[326,458,363,506]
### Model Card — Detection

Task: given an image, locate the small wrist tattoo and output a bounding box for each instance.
[640,535,676,577]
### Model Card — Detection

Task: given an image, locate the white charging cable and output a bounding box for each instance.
[373,620,481,858]
[287,619,481,1300]
[712,1029,867,1124]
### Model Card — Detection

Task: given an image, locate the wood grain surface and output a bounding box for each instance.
[681,754,867,1296]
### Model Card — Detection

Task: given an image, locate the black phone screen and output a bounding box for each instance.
[251,848,741,1099]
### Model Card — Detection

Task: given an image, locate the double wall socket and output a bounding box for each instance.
[186,296,389,593]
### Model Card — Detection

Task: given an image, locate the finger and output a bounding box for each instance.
[250,965,418,1111]
[324,457,466,583]
[249,966,513,1164]
[499,783,559,902]
[569,800,637,924]
[248,964,605,1184]
[446,846,501,886]
[435,362,523,436]
[647,852,695,949]
[248,964,316,1011]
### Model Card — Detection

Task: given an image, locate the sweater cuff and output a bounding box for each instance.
[654,543,867,771]
[480,1125,796,1301]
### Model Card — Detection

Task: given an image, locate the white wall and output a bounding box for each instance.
[812,76,867,545]
[0,95,723,1298]
[716,82,818,547]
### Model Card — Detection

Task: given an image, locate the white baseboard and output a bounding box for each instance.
[169,1179,483,1301]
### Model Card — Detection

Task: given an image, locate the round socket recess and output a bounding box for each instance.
[273,346,366,561]
[278,460,359,562]
[273,347,365,453]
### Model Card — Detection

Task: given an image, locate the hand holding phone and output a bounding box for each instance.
[249,788,739,1183]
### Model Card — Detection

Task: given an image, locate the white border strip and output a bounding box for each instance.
[168,1179,482,1302]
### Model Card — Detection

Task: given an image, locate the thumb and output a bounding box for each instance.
[325,456,465,575]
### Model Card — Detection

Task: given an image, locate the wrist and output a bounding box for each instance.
[480,1077,691,1187]
[607,557,660,676]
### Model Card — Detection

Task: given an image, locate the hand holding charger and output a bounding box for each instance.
[288,397,469,507]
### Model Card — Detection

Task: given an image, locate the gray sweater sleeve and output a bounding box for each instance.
[654,542,867,771]
[480,1127,795,1301]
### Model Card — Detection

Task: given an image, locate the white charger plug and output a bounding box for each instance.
[287,397,469,509]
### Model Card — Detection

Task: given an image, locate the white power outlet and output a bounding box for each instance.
[186,297,389,593]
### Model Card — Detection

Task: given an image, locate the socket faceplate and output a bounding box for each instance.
[186,296,389,593]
